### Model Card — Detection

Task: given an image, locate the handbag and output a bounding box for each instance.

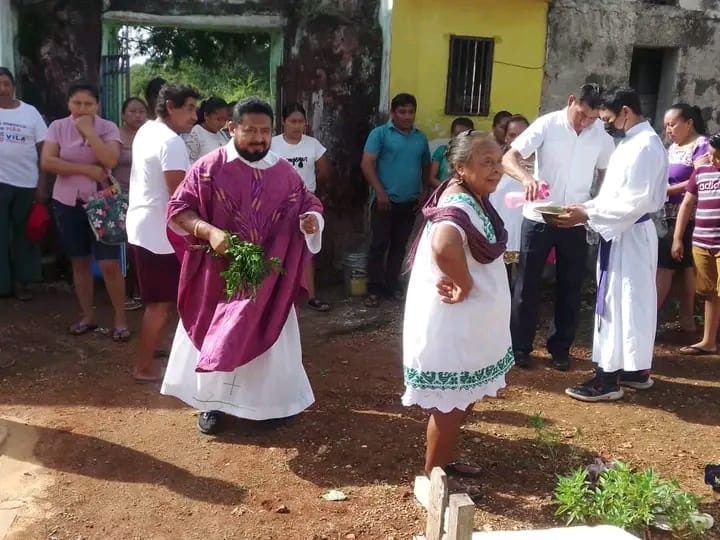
[26,201,51,243]
[84,174,129,246]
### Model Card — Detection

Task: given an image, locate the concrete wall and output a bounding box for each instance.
[541,0,720,132]
[388,0,548,139]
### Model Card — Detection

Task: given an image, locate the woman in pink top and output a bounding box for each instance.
[40,81,129,341]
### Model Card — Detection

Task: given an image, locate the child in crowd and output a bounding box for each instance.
[429,117,475,187]
[672,133,720,355]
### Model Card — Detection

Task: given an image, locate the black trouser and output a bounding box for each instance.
[511,218,588,357]
[367,200,417,296]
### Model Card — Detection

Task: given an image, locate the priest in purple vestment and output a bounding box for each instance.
[160,97,324,435]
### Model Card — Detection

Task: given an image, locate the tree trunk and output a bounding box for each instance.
[281,0,381,210]
[281,0,383,281]
[16,0,103,121]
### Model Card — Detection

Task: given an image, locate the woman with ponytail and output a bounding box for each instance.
[658,103,709,332]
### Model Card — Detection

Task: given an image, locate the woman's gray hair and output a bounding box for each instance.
[445,130,498,175]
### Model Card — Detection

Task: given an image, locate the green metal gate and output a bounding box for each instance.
[100,26,130,124]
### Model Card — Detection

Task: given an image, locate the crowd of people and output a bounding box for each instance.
[2,65,720,498]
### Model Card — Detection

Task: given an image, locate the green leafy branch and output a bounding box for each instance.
[210,234,283,302]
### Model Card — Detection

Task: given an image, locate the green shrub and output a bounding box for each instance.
[554,461,709,538]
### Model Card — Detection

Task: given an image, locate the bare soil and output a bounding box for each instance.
[0,283,719,539]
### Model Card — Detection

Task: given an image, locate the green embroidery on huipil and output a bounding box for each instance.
[404,347,514,391]
[441,193,496,242]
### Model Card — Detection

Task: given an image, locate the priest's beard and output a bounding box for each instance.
[235,141,270,162]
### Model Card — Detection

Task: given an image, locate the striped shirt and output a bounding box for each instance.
[687,165,720,249]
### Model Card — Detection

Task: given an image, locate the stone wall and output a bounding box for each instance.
[105,0,284,16]
[541,0,720,131]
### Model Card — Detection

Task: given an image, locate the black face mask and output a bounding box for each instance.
[604,112,627,139]
[604,122,626,138]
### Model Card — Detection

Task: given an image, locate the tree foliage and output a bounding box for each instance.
[126,27,270,72]
[130,60,269,104]
[125,27,272,104]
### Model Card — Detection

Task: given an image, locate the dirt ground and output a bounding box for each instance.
[1,282,719,540]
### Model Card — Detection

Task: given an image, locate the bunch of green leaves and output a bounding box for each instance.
[213,234,282,302]
[554,461,707,538]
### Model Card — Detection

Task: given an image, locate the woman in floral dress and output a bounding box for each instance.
[403,130,514,496]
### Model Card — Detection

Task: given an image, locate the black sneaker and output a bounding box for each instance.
[197,410,224,435]
[565,374,624,402]
[514,351,531,368]
[552,354,570,372]
[619,370,654,390]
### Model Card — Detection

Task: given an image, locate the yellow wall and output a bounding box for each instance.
[389,0,548,138]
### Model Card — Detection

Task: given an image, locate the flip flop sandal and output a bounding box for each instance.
[112,327,131,343]
[308,298,330,312]
[679,345,716,356]
[124,298,143,311]
[364,294,380,308]
[133,368,166,384]
[69,321,98,336]
[445,461,483,478]
[0,358,16,368]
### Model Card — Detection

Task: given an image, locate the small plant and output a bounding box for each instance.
[211,234,283,301]
[529,413,562,463]
[554,460,711,538]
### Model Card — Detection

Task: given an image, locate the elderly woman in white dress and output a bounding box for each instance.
[403,130,514,496]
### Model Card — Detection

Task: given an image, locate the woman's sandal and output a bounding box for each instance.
[0,358,16,369]
[308,298,330,312]
[69,321,98,336]
[445,461,483,478]
[133,368,165,384]
[112,327,131,343]
[364,294,380,308]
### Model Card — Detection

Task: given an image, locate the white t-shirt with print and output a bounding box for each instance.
[0,101,47,188]
[184,123,229,163]
[126,119,190,254]
[271,134,326,192]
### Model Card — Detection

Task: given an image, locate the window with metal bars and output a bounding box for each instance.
[445,35,494,117]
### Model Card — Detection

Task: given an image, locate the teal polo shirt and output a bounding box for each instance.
[364,121,431,203]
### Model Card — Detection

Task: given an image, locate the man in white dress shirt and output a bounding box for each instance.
[503,83,615,371]
[555,87,667,402]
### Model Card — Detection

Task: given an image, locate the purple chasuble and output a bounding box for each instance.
[167,147,323,373]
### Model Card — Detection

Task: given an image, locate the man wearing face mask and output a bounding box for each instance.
[160,97,324,435]
[503,84,616,371]
[554,87,668,402]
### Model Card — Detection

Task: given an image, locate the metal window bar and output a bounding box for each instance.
[445,36,494,116]
[100,54,130,125]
